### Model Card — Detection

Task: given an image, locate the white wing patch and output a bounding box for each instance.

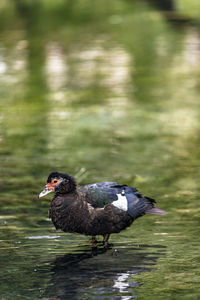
[112,193,128,211]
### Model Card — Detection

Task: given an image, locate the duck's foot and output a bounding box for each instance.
[103,242,113,249]
[89,234,112,249]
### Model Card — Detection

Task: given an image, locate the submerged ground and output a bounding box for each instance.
[0,0,200,299]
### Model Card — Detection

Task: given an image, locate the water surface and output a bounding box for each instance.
[0,0,200,299]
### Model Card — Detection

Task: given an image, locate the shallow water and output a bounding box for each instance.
[0,0,200,299]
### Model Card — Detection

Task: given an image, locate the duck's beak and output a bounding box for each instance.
[38,184,54,198]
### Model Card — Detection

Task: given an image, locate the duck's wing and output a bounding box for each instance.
[78,182,165,219]
[78,182,121,208]
[79,182,166,218]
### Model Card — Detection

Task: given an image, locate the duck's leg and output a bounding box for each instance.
[103,233,110,245]
[92,236,97,242]
[90,236,98,246]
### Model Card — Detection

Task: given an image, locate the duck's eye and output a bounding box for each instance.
[53,180,58,184]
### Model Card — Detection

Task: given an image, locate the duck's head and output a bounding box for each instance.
[38,172,76,198]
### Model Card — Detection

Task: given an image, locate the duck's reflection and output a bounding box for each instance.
[43,243,166,299]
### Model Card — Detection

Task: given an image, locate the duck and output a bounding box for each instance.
[39,171,166,244]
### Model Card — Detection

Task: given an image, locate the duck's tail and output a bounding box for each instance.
[146,206,167,215]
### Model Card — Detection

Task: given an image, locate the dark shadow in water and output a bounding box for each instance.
[147,0,200,26]
[41,243,166,299]
[147,0,175,11]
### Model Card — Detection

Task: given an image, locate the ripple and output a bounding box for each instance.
[26,235,60,240]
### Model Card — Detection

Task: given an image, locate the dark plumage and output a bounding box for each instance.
[39,172,166,244]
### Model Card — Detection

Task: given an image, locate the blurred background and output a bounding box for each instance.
[0,0,200,299]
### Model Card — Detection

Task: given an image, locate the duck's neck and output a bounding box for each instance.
[55,190,78,198]
[54,190,80,209]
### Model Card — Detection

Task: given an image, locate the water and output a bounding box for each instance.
[0,0,200,299]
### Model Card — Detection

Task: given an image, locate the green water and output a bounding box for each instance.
[0,0,200,299]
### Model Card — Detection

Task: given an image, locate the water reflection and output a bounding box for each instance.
[42,243,166,299]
